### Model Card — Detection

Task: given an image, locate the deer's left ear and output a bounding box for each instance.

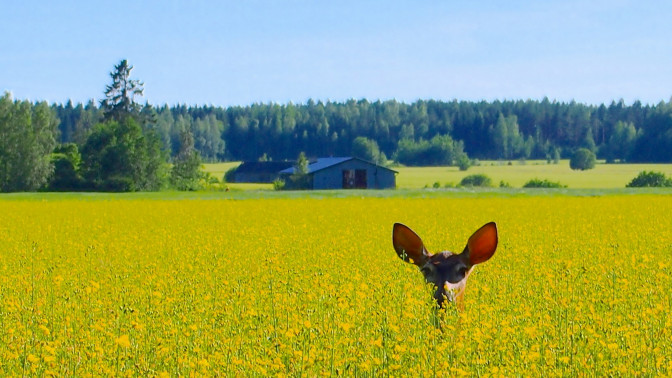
[393,223,431,267]
[463,222,498,266]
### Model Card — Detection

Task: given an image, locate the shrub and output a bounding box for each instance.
[457,155,471,171]
[570,148,596,170]
[626,171,672,187]
[101,176,135,192]
[272,178,286,191]
[523,178,567,188]
[459,174,492,187]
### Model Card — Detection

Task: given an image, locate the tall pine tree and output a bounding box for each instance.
[100,59,144,123]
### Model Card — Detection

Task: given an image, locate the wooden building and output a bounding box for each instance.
[279,157,397,190]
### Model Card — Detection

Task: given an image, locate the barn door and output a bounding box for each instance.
[342,170,355,189]
[355,169,367,189]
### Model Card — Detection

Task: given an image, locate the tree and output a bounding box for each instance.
[602,121,637,162]
[48,143,83,191]
[394,134,467,166]
[295,151,309,175]
[352,136,386,165]
[459,174,492,187]
[285,152,311,189]
[570,148,596,170]
[626,171,672,187]
[80,118,167,191]
[170,129,203,191]
[193,114,226,161]
[100,60,144,123]
[0,93,58,192]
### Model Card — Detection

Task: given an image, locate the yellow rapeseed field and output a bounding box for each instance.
[0,195,670,376]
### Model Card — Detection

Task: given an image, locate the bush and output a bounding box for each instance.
[272,178,285,191]
[626,171,672,187]
[457,155,471,171]
[523,178,567,188]
[570,148,596,170]
[459,174,492,187]
[101,176,135,192]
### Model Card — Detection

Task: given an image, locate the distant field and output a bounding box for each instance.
[395,160,672,189]
[204,160,672,190]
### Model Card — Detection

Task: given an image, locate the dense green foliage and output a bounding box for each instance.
[50,98,672,165]
[459,174,492,187]
[626,171,672,187]
[570,148,597,170]
[523,178,567,188]
[0,93,58,192]
[47,143,83,191]
[395,134,467,166]
[283,152,311,190]
[80,118,167,191]
[351,136,386,165]
[170,129,203,191]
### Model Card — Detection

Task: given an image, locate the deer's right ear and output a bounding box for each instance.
[464,222,498,266]
[393,223,430,266]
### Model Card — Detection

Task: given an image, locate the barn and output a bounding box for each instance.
[279,157,397,190]
[230,161,295,183]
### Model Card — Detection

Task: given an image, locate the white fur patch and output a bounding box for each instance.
[443,280,466,302]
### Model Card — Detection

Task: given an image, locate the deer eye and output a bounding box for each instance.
[420,266,433,276]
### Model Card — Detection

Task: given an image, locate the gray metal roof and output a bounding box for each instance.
[279,157,397,175]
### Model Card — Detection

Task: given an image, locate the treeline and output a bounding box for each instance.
[4,88,672,193]
[52,97,672,164]
[1,60,205,192]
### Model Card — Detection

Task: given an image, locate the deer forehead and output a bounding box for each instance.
[427,251,461,266]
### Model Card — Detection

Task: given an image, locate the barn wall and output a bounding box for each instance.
[312,160,396,189]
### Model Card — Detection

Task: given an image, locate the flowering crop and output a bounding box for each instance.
[0,195,670,376]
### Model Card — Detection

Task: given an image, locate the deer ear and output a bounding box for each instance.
[393,223,430,266]
[464,222,498,266]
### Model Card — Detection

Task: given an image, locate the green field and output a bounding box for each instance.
[204,160,672,190]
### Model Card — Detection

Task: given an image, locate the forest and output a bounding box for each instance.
[52,96,672,164]
[2,59,672,192]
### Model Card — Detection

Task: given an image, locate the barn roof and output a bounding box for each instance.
[235,161,295,174]
[279,157,397,175]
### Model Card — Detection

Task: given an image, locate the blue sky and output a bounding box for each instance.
[1,0,671,106]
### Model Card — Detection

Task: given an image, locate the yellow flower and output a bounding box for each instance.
[115,334,131,348]
[38,325,50,336]
[27,354,40,363]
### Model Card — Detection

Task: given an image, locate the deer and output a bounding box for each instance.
[392,222,498,310]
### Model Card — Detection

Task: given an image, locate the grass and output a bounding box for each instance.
[203,160,672,191]
[390,160,672,189]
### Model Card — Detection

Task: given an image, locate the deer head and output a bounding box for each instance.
[392,222,498,308]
